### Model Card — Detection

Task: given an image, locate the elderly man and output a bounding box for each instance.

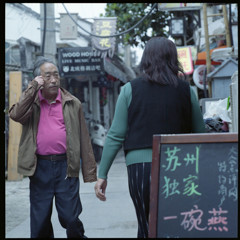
[9,56,97,238]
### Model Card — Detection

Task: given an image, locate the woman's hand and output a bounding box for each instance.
[94,178,107,201]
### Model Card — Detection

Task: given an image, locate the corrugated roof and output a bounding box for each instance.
[207,58,238,79]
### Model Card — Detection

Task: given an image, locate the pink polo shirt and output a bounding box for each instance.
[36,89,67,155]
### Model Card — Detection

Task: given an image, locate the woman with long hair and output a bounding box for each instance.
[94,37,205,238]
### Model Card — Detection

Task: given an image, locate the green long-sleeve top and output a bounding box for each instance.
[98,82,206,179]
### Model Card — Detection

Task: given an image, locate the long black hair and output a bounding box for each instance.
[139,37,185,87]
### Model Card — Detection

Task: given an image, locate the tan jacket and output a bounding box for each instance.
[9,80,97,182]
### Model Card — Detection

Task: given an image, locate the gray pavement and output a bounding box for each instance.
[5,150,138,238]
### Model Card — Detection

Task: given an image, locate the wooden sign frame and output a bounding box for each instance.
[149,133,238,238]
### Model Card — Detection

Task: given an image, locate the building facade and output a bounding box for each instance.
[5,3,136,171]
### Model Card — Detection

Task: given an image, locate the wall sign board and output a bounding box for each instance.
[58,47,103,77]
[149,133,238,238]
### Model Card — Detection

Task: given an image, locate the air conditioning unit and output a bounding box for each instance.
[211,47,237,62]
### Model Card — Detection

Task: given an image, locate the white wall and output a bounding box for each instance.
[5,3,41,43]
[5,3,92,47]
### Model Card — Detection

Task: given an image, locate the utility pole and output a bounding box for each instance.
[40,3,57,63]
[124,45,131,68]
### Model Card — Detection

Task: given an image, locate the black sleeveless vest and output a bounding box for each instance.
[123,77,192,151]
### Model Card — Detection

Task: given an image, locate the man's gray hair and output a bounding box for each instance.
[33,56,58,77]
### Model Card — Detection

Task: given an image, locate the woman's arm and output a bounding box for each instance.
[190,87,206,133]
[98,82,132,179]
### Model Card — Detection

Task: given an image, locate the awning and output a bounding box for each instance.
[104,57,127,83]
[195,46,227,65]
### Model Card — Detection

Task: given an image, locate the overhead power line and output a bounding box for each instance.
[41,3,47,56]
[62,3,157,38]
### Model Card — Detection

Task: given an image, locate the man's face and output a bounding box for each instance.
[40,62,60,97]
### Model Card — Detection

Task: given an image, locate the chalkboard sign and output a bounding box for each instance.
[149,133,238,238]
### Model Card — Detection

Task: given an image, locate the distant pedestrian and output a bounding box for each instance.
[94,37,206,238]
[9,56,97,238]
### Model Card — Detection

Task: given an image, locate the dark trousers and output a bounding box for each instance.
[29,157,85,238]
[127,162,151,238]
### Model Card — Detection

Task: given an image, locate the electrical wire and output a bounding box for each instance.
[62,3,157,38]
[41,3,46,56]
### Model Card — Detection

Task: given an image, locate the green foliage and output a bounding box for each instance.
[101,3,170,49]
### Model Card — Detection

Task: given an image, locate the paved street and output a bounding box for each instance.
[5,150,138,238]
